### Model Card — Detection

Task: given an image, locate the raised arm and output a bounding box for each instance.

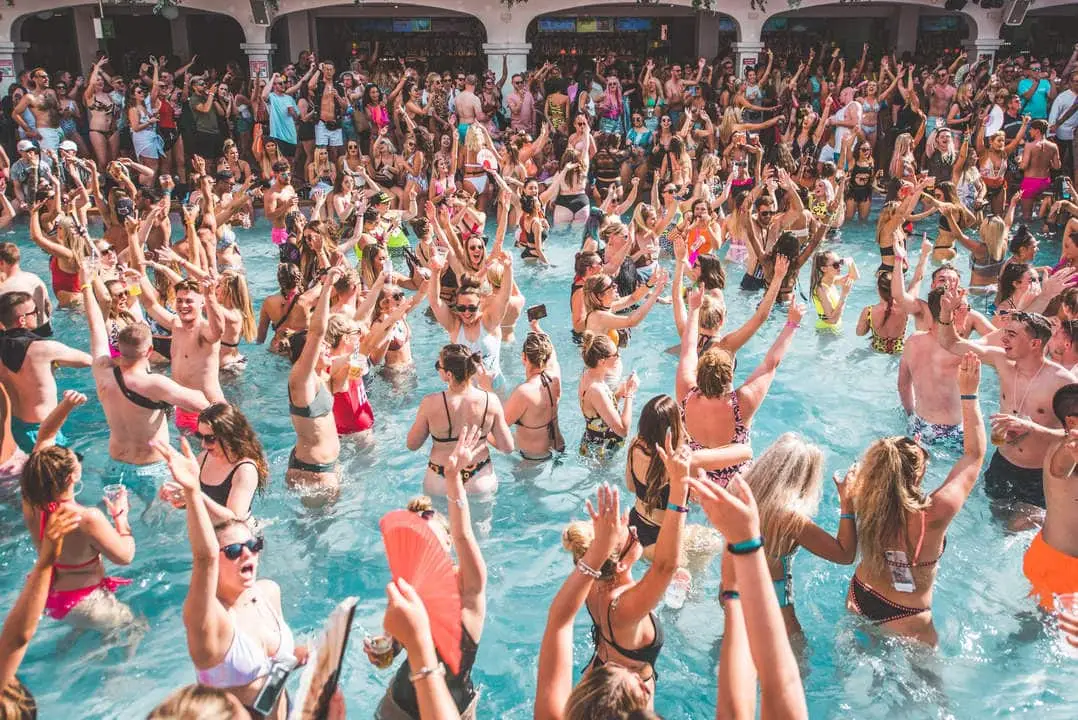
[929,353,987,520]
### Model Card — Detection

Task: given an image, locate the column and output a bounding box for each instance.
[963,38,1006,72]
[72,6,100,74]
[483,41,530,90]
[732,41,764,79]
[169,13,191,60]
[697,13,722,62]
[0,41,29,95]
[285,11,313,62]
[241,42,276,82]
[893,5,920,59]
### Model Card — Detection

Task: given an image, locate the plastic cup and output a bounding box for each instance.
[663,567,692,610]
[434,246,448,263]
[127,282,142,297]
[365,634,395,668]
[103,483,125,505]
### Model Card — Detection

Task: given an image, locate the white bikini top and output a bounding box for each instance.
[196,600,295,689]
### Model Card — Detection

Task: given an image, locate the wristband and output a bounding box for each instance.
[668,503,690,514]
[576,560,602,579]
[727,536,764,555]
[839,513,856,521]
[720,590,741,602]
[785,321,801,329]
[408,663,446,683]
[960,394,977,400]
[111,509,127,519]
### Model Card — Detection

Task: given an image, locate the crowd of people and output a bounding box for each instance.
[0,30,1077,720]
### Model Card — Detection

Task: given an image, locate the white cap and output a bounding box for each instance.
[16,139,34,152]
[59,140,78,152]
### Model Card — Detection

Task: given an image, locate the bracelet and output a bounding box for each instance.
[727,536,764,555]
[576,560,603,579]
[111,509,127,519]
[937,318,952,326]
[449,496,466,508]
[668,503,690,514]
[839,513,856,521]
[719,590,741,602]
[408,663,446,683]
[785,321,801,329]
[118,531,133,537]
[960,394,977,401]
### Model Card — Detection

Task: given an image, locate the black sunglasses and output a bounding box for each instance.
[194,431,217,445]
[220,536,264,560]
[455,304,479,313]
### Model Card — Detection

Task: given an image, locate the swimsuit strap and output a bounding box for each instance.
[913,510,927,565]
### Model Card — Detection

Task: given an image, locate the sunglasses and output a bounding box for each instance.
[220,537,264,561]
[830,260,844,269]
[194,431,217,445]
[759,210,775,217]
[455,304,479,313]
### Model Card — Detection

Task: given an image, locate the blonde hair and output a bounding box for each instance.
[561,521,619,581]
[849,436,930,577]
[565,664,649,720]
[218,271,256,342]
[147,683,242,718]
[699,295,726,331]
[979,215,1008,263]
[406,495,451,537]
[718,106,743,146]
[742,434,824,558]
[580,331,617,368]
[0,676,36,719]
[696,346,734,398]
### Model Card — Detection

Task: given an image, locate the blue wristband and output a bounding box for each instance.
[727,536,764,555]
[669,503,690,514]
[720,590,740,602]
[839,513,856,521]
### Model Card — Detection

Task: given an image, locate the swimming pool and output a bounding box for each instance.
[1,207,1075,719]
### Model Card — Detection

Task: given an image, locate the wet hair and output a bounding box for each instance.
[877,271,896,324]
[742,433,824,557]
[1012,311,1053,347]
[1052,384,1078,426]
[563,664,649,720]
[1009,224,1035,256]
[1057,319,1078,350]
[147,683,241,718]
[197,403,269,492]
[21,446,80,509]
[0,676,37,719]
[631,395,685,512]
[522,332,553,368]
[996,262,1031,307]
[849,436,929,578]
[0,291,32,327]
[580,332,617,368]
[697,346,735,398]
[695,253,726,291]
[438,343,481,383]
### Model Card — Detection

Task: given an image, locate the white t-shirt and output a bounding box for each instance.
[1049,90,1078,141]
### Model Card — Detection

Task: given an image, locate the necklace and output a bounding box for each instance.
[1011,359,1046,417]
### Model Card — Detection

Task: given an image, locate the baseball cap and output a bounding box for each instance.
[373,191,392,205]
[59,140,78,152]
[16,140,35,152]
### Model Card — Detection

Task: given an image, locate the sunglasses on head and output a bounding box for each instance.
[221,536,264,560]
[455,303,479,313]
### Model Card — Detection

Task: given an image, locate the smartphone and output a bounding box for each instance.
[526,304,547,322]
[250,658,296,715]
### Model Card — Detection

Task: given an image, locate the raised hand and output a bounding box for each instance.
[689,474,761,543]
[586,483,624,563]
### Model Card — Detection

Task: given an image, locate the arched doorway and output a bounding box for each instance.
[186,12,247,72]
[1002,8,1078,58]
[19,9,79,74]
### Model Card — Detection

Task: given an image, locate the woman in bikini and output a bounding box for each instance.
[561,430,689,700]
[20,446,136,631]
[85,56,119,168]
[154,437,304,719]
[676,291,802,484]
[407,343,513,497]
[28,203,93,308]
[843,140,877,223]
[855,271,909,355]
[215,271,256,372]
[367,280,428,372]
[461,124,498,209]
[183,403,268,524]
[582,253,667,348]
[544,79,571,136]
[256,264,312,356]
[504,325,564,462]
[846,354,985,646]
[957,190,1022,305]
[578,333,638,460]
[370,135,407,209]
[925,181,976,264]
[546,148,591,227]
[976,123,1029,215]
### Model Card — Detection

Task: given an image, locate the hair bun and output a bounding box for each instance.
[406,495,434,514]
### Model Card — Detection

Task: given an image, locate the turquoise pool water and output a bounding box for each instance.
[1,206,1076,719]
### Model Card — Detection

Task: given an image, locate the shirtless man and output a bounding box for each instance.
[81,272,206,492]
[891,241,995,335]
[310,61,347,162]
[0,243,51,336]
[899,287,965,445]
[136,276,224,434]
[0,291,91,453]
[1048,319,1078,371]
[11,67,64,152]
[937,290,1076,515]
[263,160,297,247]
[507,73,535,136]
[664,58,704,129]
[926,67,957,139]
[1021,385,1078,609]
[1019,119,1061,221]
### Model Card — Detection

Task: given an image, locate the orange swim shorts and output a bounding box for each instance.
[1023,530,1078,611]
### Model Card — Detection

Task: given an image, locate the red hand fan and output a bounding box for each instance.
[380,509,463,674]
